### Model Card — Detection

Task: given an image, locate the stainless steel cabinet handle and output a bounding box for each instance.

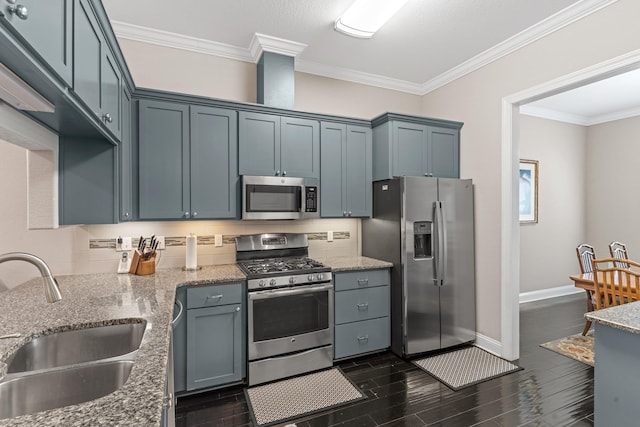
[171,300,184,327]
[8,4,28,20]
[206,294,223,301]
[357,303,369,310]
[357,335,369,342]
[102,113,113,123]
[357,278,368,286]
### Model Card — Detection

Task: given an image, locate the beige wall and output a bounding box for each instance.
[518,115,587,293]
[420,0,640,340]
[586,116,640,257]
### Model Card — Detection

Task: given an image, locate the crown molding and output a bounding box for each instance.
[420,0,619,94]
[249,33,307,61]
[295,59,424,95]
[520,104,640,126]
[110,21,254,62]
[111,0,618,96]
[519,105,589,125]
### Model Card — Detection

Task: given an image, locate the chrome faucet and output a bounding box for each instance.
[0,252,62,303]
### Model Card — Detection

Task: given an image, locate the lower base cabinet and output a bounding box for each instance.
[173,283,245,394]
[334,269,390,360]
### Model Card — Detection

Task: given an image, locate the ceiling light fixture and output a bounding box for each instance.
[335,0,409,39]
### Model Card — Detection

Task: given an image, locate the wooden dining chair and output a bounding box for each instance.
[591,257,640,310]
[609,241,629,269]
[576,244,597,335]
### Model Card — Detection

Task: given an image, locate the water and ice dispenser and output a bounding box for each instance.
[413,221,432,259]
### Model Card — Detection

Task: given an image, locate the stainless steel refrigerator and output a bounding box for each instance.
[362,177,476,358]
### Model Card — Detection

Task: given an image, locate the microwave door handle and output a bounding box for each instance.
[249,283,333,300]
[300,185,305,212]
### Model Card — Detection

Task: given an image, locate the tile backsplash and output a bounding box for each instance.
[76,218,360,274]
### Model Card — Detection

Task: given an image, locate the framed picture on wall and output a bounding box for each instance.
[519,159,538,223]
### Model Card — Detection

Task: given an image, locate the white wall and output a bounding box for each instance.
[420,0,640,341]
[586,116,640,257]
[518,115,587,293]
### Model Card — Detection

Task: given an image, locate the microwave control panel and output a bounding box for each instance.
[305,187,318,212]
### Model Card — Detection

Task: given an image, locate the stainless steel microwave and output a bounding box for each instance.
[242,176,319,220]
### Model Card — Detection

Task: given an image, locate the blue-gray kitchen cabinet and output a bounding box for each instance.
[119,86,134,221]
[173,287,187,394]
[74,0,121,141]
[372,114,462,181]
[320,122,372,218]
[138,99,238,220]
[0,0,73,86]
[185,283,245,391]
[239,111,319,178]
[333,269,390,360]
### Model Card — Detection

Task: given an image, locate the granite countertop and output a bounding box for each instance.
[585,301,640,335]
[315,256,393,272]
[0,264,245,427]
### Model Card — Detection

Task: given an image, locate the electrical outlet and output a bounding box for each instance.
[156,236,165,250]
[214,234,223,247]
[327,231,334,242]
[117,236,132,251]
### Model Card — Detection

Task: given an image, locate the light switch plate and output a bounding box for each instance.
[327,231,334,242]
[117,236,132,251]
[214,234,223,247]
[156,236,165,250]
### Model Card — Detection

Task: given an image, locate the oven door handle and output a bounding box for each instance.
[249,283,333,300]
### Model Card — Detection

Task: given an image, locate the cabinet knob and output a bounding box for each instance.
[102,113,113,123]
[275,170,280,176]
[236,306,241,312]
[192,211,198,218]
[184,211,190,218]
[343,211,347,217]
[348,211,353,216]
[8,4,28,20]
[282,170,287,176]
[123,212,129,218]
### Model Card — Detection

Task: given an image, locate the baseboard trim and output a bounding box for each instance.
[519,285,583,304]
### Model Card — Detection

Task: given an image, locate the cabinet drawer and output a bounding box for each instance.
[334,269,389,291]
[187,283,243,309]
[335,286,389,324]
[334,317,390,359]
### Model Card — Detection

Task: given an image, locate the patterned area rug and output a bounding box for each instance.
[540,332,594,367]
[245,368,366,426]
[412,346,523,391]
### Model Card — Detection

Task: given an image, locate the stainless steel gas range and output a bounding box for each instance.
[236,233,333,386]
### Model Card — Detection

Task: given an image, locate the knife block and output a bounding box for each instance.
[129,250,156,275]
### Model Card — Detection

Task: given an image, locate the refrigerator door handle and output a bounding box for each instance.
[439,201,448,287]
[434,201,446,286]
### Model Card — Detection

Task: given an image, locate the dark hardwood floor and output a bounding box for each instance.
[175,293,593,427]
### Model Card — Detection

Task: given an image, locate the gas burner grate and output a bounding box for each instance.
[239,257,326,275]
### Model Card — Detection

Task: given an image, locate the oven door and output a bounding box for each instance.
[248,282,333,360]
[242,175,304,220]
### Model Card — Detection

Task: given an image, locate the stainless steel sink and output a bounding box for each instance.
[0,360,134,420]
[6,321,146,373]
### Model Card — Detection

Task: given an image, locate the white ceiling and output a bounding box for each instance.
[101,0,637,123]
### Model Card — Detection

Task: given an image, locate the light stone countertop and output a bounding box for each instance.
[315,256,393,272]
[0,264,245,427]
[585,301,640,334]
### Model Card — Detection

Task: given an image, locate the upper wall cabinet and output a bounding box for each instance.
[138,99,238,220]
[320,122,372,218]
[239,111,320,178]
[372,113,462,181]
[74,0,121,141]
[0,0,73,86]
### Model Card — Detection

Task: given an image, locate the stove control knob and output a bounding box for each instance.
[308,274,314,281]
[289,276,296,284]
[258,279,266,287]
[316,273,324,281]
[269,279,277,287]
